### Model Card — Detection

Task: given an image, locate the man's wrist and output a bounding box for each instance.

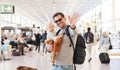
[70,24,76,30]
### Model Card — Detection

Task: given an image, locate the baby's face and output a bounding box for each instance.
[49,25,54,32]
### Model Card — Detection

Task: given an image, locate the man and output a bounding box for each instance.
[52,12,79,70]
[34,31,41,52]
[84,27,94,62]
[6,30,13,39]
[40,31,47,53]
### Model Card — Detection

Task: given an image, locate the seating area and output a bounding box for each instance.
[0,44,120,70]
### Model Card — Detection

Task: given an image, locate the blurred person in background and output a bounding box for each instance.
[17,33,29,55]
[84,27,94,62]
[98,32,112,52]
[34,31,41,53]
[40,30,47,54]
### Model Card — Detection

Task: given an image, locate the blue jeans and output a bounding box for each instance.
[53,65,73,70]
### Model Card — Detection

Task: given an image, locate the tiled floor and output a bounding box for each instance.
[0,51,53,70]
[0,46,120,70]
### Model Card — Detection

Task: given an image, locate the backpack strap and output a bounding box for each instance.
[109,38,111,45]
[56,29,61,36]
[65,25,75,51]
[56,25,75,50]
[109,37,112,49]
[63,25,77,70]
[66,25,76,70]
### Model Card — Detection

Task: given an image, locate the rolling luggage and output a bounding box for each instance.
[2,45,12,60]
[3,50,12,60]
[12,49,21,56]
[99,53,110,63]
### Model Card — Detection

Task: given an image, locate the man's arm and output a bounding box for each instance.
[70,24,76,30]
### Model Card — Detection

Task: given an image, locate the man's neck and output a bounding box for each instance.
[61,24,67,29]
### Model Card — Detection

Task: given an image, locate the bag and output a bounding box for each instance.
[73,34,86,64]
[73,46,86,64]
[84,32,94,44]
[99,53,110,63]
[2,45,12,60]
[75,34,86,49]
[56,25,86,64]
[66,25,86,64]
[12,49,21,56]
[109,45,112,50]
[88,32,94,43]
[2,50,12,60]
[109,38,113,50]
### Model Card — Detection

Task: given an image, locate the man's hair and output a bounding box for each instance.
[87,27,91,32]
[53,12,65,19]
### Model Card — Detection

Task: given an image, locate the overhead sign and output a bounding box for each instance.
[0,4,14,14]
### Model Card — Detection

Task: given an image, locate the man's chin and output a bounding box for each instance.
[60,26,64,29]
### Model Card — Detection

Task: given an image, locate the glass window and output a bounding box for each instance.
[115,0,120,18]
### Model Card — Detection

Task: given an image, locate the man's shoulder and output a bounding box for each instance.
[90,32,94,35]
[84,32,88,35]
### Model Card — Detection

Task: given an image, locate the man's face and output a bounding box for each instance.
[54,14,66,28]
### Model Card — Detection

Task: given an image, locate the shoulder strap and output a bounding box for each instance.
[56,29,61,36]
[66,25,76,70]
[109,37,112,45]
[66,25,75,51]
[109,37,113,49]
[56,25,75,51]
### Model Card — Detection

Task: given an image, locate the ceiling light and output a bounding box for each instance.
[41,7,43,9]
[68,0,71,2]
[53,6,55,9]
[25,4,28,6]
[28,7,31,9]
[36,0,39,2]
[83,0,87,3]
[21,0,23,2]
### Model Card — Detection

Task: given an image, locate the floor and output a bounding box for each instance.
[0,45,120,70]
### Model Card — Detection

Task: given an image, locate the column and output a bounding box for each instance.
[112,0,116,32]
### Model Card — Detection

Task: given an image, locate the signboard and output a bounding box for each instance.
[110,34,120,49]
[0,4,14,14]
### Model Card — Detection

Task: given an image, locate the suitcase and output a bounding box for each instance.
[99,53,110,63]
[12,49,21,56]
[2,45,12,60]
[3,51,12,60]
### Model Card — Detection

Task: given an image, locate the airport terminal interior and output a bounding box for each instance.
[0,0,120,70]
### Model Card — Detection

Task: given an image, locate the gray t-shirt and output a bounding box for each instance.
[55,26,77,65]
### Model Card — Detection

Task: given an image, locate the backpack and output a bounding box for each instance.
[84,32,94,44]
[56,25,86,64]
[73,34,86,64]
